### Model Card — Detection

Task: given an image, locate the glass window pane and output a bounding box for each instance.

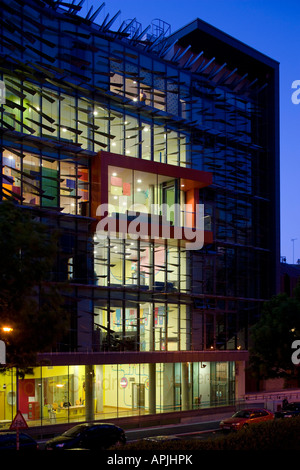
[125,115,138,158]
[110,239,123,286]
[60,161,77,214]
[2,150,21,202]
[167,304,179,351]
[154,304,166,351]
[60,94,76,142]
[125,239,138,286]
[125,303,138,350]
[154,125,166,163]
[77,98,91,150]
[141,122,151,160]
[108,165,133,215]
[94,238,108,287]
[41,158,59,208]
[23,153,40,206]
[140,302,152,351]
[140,241,153,289]
[93,106,109,152]
[42,89,58,139]
[110,112,124,154]
[23,82,41,137]
[167,130,179,166]
[3,75,21,132]
[78,166,89,216]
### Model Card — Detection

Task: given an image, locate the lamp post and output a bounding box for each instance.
[0,340,6,365]
[0,326,13,364]
[0,326,18,412]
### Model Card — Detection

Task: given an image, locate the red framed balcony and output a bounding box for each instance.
[91,151,213,246]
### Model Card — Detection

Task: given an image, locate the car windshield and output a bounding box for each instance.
[232,410,250,418]
[63,425,88,437]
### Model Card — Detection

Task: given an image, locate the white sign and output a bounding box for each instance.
[0,340,6,364]
[120,377,128,388]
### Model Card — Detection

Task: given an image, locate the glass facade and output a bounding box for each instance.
[2,149,89,215]
[107,166,185,222]
[94,238,188,291]
[0,0,279,428]
[93,299,189,352]
[0,362,235,426]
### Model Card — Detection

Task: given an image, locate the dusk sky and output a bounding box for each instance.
[85,0,300,263]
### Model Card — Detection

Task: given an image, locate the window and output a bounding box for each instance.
[23,154,40,206]
[107,165,182,225]
[60,161,77,214]
[41,158,59,208]
[1,149,89,215]
[110,73,166,111]
[2,150,21,201]
[60,95,76,142]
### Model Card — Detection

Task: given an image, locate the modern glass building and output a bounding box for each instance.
[0,0,279,428]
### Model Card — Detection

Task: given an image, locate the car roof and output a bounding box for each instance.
[68,422,121,431]
[241,408,268,412]
[70,422,118,427]
[85,423,120,428]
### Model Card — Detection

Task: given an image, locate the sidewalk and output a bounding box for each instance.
[242,388,300,412]
[124,411,234,441]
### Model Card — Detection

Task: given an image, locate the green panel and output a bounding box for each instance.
[42,167,59,207]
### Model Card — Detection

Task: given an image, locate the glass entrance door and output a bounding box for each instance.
[132,383,145,410]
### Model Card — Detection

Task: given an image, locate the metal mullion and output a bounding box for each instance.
[122,238,125,287]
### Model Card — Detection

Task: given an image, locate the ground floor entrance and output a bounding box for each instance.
[0,360,237,428]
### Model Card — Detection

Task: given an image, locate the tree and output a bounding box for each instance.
[0,200,69,371]
[248,284,300,385]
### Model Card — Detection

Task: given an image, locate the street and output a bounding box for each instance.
[37,417,223,450]
[124,420,221,443]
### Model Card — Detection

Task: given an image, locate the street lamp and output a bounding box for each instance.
[1,327,13,333]
[291,238,297,264]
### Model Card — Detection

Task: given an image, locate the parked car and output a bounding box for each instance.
[45,423,126,450]
[275,402,300,419]
[0,431,39,450]
[220,408,274,431]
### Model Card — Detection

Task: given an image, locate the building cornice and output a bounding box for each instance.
[38,349,249,366]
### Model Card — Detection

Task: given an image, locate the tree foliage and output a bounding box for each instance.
[248,284,300,382]
[0,201,69,370]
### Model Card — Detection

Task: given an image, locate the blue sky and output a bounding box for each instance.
[85,0,300,263]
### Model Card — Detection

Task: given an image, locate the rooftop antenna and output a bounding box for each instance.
[292,238,297,264]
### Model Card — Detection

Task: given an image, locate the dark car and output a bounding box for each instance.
[45,423,126,450]
[0,432,39,451]
[275,402,300,419]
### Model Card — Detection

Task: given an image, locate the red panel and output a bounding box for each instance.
[19,379,35,417]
